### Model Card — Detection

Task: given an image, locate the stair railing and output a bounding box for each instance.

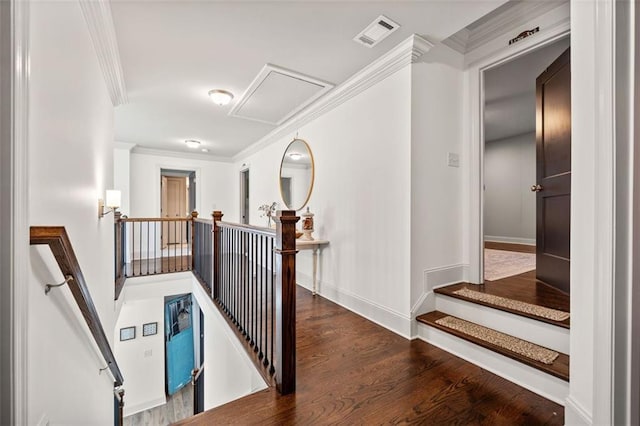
[192,210,299,395]
[30,226,124,386]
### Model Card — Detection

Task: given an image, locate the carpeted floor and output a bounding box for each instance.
[484,248,535,281]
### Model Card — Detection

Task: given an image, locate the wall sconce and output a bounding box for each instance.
[98,190,121,218]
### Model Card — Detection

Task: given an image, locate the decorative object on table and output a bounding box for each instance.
[279,138,315,211]
[142,322,158,336]
[119,326,135,341]
[300,206,314,241]
[258,202,278,227]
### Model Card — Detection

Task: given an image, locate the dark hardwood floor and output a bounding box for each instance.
[485,241,536,253]
[436,272,570,329]
[176,286,563,425]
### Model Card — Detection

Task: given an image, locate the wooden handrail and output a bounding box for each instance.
[30,226,124,386]
[118,217,192,223]
[216,221,276,237]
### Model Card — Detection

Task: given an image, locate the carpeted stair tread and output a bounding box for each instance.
[452,288,569,321]
[435,283,570,329]
[417,311,569,381]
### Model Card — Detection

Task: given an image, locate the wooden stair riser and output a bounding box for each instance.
[416,322,569,406]
[435,294,570,354]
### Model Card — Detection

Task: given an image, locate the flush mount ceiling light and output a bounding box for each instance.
[201,148,209,153]
[208,89,234,106]
[288,152,303,160]
[185,139,201,149]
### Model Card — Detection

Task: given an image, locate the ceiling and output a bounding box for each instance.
[110,0,508,159]
[484,36,570,142]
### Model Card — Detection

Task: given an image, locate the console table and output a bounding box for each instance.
[296,239,329,295]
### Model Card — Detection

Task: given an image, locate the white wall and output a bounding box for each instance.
[115,273,266,415]
[114,143,134,215]
[484,132,536,244]
[115,273,193,416]
[27,2,116,424]
[235,66,414,336]
[191,280,267,410]
[128,152,236,220]
[115,298,166,415]
[410,45,465,323]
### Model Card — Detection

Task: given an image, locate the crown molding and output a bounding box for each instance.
[443,28,470,54]
[131,146,233,163]
[79,0,128,106]
[444,0,568,55]
[467,1,566,51]
[115,141,136,151]
[232,34,433,161]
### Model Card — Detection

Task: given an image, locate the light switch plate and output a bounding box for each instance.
[447,152,460,168]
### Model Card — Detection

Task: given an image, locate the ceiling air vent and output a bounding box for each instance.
[353,15,400,48]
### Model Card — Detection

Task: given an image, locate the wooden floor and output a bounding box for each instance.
[485,241,536,254]
[126,255,192,277]
[176,286,563,425]
[124,384,192,426]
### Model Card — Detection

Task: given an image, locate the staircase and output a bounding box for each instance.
[415,282,570,405]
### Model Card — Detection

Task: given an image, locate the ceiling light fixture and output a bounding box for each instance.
[288,152,303,160]
[208,89,234,106]
[201,148,209,153]
[185,139,201,149]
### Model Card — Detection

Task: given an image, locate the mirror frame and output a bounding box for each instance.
[279,138,315,211]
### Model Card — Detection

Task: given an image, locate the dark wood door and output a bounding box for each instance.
[535,48,571,294]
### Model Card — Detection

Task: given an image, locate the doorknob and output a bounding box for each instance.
[530,184,543,192]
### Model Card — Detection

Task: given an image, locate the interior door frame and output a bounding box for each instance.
[239,165,250,224]
[155,165,201,218]
[467,26,571,284]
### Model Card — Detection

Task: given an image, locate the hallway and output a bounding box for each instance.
[177,286,563,425]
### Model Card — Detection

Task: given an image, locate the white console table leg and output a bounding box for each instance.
[312,247,318,296]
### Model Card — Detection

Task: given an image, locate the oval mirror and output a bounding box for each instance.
[279,138,315,211]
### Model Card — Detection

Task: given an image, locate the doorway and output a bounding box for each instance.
[482,37,570,295]
[161,169,195,247]
[164,294,195,396]
[239,168,250,224]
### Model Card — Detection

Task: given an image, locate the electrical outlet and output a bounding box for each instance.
[144,349,153,357]
[447,152,460,168]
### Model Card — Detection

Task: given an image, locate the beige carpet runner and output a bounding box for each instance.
[453,288,570,322]
[435,315,560,365]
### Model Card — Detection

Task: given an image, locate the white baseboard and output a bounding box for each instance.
[296,271,412,339]
[484,235,536,246]
[409,264,467,338]
[416,323,569,406]
[564,396,592,425]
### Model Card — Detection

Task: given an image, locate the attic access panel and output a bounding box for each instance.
[229,64,334,125]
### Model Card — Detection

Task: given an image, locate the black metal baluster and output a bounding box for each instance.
[260,234,264,359]
[252,233,257,348]
[270,235,274,374]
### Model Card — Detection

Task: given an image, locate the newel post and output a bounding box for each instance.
[274,210,299,395]
[190,210,198,272]
[212,211,224,300]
